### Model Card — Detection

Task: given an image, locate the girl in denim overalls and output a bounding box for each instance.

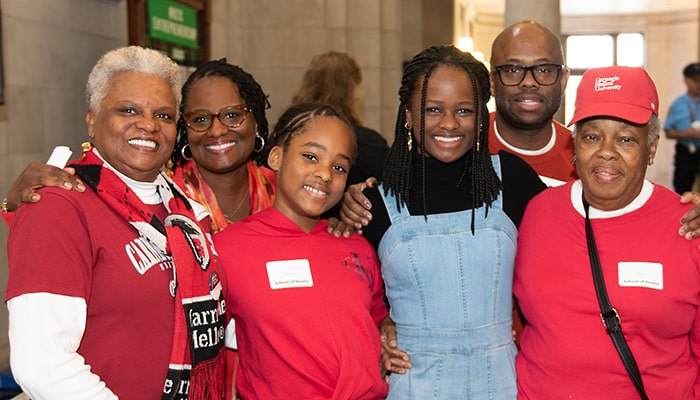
[357,46,545,399]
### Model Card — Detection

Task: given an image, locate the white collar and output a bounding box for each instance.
[493,121,556,156]
[93,148,163,205]
[570,179,654,219]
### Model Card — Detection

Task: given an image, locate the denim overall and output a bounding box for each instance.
[379,156,518,399]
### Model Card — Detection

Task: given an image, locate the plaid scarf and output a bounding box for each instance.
[72,148,225,400]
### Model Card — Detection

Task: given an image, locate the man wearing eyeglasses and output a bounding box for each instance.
[489,20,576,187]
[488,21,576,350]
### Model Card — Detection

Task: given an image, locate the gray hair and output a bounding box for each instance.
[572,114,660,145]
[85,46,181,113]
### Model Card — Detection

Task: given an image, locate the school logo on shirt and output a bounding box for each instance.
[125,237,174,275]
[343,252,374,287]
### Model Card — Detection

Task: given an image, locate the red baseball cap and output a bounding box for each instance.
[567,66,659,127]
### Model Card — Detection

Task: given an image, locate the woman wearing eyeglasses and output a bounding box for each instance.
[169,59,276,233]
[165,59,276,400]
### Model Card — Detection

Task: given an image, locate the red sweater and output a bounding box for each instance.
[488,112,577,185]
[214,207,389,399]
[514,181,700,399]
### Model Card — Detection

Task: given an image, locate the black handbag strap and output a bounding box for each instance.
[582,194,650,400]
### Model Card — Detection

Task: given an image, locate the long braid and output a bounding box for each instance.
[463,61,502,232]
[382,53,436,210]
[418,69,432,220]
[171,59,271,168]
[382,45,501,232]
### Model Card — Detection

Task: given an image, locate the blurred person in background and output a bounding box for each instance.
[291,50,389,188]
[664,62,700,194]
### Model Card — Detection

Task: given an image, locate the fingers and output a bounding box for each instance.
[5,163,84,211]
[340,223,355,238]
[327,217,340,236]
[349,182,373,210]
[364,176,378,188]
[379,351,391,383]
[378,316,411,373]
[380,339,411,374]
[679,190,700,209]
[62,167,85,191]
[19,188,41,205]
[678,191,700,240]
[380,319,398,348]
[339,188,373,229]
[53,166,85,191]
[326,218,357,238]
[339,202,367,231]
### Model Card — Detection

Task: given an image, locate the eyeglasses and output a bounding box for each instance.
[493,64,564,86]
[183,105,251,132]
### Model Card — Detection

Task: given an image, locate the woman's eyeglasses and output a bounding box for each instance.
[184,105,251,132]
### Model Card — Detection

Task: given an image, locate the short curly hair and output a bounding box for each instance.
[86,46,181,113]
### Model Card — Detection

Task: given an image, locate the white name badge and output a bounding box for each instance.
[266,259,314,290]
[618,262,663,290]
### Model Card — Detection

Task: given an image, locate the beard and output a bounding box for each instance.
[494,88,563,131]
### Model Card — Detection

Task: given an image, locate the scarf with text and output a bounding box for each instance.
[72,148,225,400]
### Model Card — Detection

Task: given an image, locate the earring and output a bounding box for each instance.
[648,158,654,166]
[474,122,485,152]
[81,141,92,159]
[254,133,265,153]
[571,155,577,164]
[180,144,193,161]
[405,122,413,152]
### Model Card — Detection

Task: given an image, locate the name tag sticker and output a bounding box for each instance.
[618,262,663,290]
[266,259,314,290]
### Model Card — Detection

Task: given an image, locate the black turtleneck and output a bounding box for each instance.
[362,150,546,249]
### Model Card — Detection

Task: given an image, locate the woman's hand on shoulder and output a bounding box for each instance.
[6,162,84,211]
[326,217,356,238]
[339,177,378,234]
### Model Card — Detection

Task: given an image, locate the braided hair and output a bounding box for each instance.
[171,58,271,167]
[269,103,356,158]
[382,45,501,232]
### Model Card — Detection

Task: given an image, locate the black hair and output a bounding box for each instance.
[171,58,271,166]
[382,45,501,232]
[269,103,356,160]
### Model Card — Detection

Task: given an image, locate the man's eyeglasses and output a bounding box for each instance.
[493,64,564,86]
[183,105,251,132]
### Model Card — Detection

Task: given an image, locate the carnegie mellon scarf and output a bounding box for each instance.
[72,148,225,400]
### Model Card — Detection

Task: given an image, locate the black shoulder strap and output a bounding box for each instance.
[582,193,650,400]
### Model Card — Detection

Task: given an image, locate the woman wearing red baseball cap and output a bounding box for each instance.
[514,66,700,399]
